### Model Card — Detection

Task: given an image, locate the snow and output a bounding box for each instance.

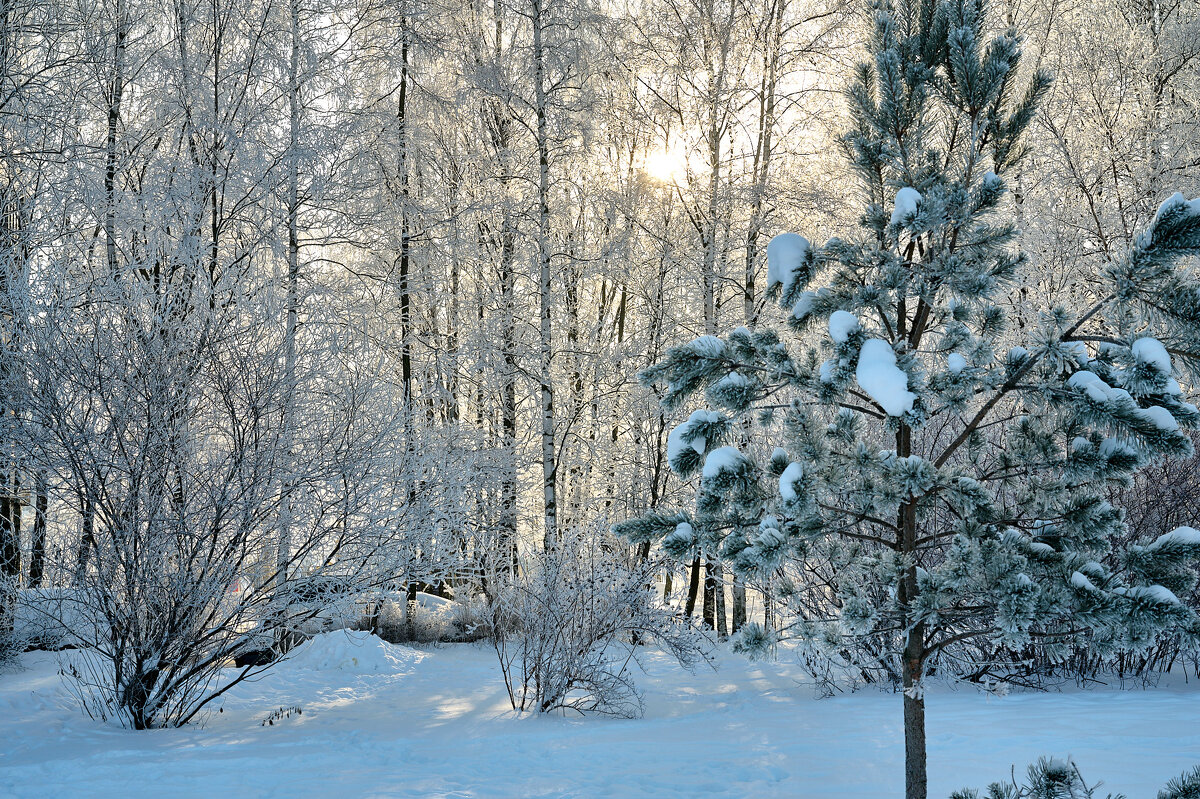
[818,360,836,384]
[779,462,804,502]
[1139,405,1178,431]
[667,409,720,462]
[714,372,752,391]
[284,629,424,674]
[1150,526,1200,550]
[1132,337,1172,374]
[689,334,726,359]
[1070,571,1097,591]
[766,233,810,296]
[855,339,916,416]
[890,187,922,226]
[702,445,744,479]
[1115,585,1181,606]
[947,353,966,374]
[3,639,1200,798]
[1099,438,1137,459]
[828,311,860,344]
[1069,370,1130,405]
[666,423,691,462]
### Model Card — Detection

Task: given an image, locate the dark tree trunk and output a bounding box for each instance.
[897,420,927,799]
[903,628,927,799]
[683,556,701,617]
[702,560,716,630]
[28,470,47,588]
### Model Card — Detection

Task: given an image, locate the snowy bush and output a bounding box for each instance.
[489,525,712,717]
[365,591,482,644]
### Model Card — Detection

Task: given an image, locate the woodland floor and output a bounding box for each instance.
[1,631,1198,798]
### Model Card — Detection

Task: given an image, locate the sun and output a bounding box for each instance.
[643,144,689,185]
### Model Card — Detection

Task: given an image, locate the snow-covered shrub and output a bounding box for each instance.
[13,588,98,652]
[489,525,712,717]
[369,593,451,643]
[446,593,494,642]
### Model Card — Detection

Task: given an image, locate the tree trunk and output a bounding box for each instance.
[731,574,746,633]
[897,420,927,799]
[276,0,302,653]
[702,559,716,630]
[74,497,95,584]
[683,556,701,617]
[104,0,127,279]
[532,0,557,550]
[28,470,47,588]
[902,628,927,799]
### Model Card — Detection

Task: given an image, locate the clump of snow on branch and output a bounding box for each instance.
[1149,526,1200,550]
[889,187,921,226]
[1131,337,1172,374]
[702,446,745,479]
[766,233,810,297]
[828,311,860,344]
[779,462,804,502]
[855,339,916,416]
[667,409,721,462]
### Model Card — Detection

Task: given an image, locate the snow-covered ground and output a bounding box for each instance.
[2,631,1198,797]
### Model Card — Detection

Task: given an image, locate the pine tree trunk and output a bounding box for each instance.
[897,419,927,799]
[902,628,927,799]
[684,556,701,617]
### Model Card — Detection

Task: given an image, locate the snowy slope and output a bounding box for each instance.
[1,630,1198,798]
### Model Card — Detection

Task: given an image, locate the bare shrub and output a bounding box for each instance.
[489,525,712,718]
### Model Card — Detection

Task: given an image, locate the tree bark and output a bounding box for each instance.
[28,470,47,588]
[897,421,927,799]
[532,0,557,550]
[683,556,701,617]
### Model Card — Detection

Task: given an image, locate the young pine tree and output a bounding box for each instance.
[617,1,1200,797]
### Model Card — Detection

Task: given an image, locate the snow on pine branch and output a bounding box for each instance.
[855,339,916,416]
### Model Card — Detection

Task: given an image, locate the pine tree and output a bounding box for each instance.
[616,1,1200,797]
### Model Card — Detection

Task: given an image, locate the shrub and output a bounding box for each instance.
[489,525,712,718]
